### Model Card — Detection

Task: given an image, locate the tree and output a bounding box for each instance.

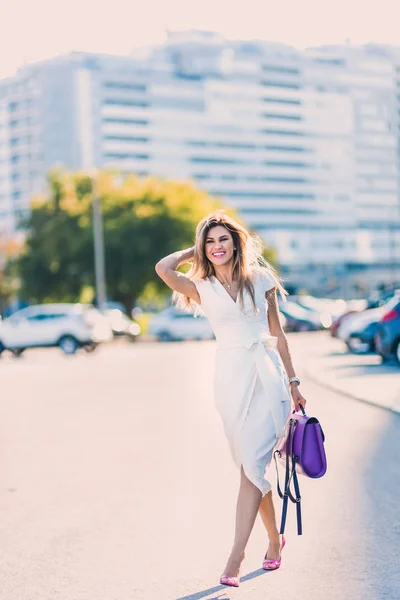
[0,237,23,316]
[12,169,280,312]
[14,169,221,311]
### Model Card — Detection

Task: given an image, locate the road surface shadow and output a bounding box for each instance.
[365,411,400,599]
[331,363,398,376]
[175,568,272,599]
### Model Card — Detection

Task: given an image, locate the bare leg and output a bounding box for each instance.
[222,465,262,578]
[259,490,282,559]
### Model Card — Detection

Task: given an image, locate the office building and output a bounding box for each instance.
[1,31,400,289]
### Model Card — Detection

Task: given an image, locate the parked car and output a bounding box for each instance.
[346,321,381,354]
[148,307,214,341]
[375,295,400,363]
[337,296,400,354]
[278,301,322,332]
[0,303,113,356]
[292,295,346,324]
[102,309,141,340]
[337,305,386,347]
[329,299,368,337]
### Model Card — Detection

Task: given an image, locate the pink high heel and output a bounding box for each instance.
[262,535,286,570]
[219,575,240,587]
[220,554,244,587]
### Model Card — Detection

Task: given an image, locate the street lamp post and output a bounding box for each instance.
[92,173,107,310]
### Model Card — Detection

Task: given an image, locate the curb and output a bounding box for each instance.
[304,368,400,416]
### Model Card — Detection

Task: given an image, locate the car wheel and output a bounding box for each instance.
[347,338,371,354]
[0,341,4,356]
[158,331,173,342]
[59,335,79,355]
[83,343,98,353]
[10,348,25,358]
[395,340,400,364]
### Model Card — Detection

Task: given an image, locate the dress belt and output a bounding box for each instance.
[216,332,289,439]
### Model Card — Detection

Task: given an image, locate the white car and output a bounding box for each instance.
[337,306,386,342]
[0,303,113,356]
[148,307,214,342]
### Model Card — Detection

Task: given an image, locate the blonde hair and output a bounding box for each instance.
[173,209,287,312]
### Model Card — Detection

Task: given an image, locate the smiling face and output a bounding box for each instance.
[204,225,235,267]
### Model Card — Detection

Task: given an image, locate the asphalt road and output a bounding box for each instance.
[0,335,399,600]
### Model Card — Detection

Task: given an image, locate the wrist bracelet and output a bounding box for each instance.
[289,376,300,386]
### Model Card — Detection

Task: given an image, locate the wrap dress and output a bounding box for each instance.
[193,269,292,497]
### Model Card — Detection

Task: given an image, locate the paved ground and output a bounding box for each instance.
[298,331,400,413]
[0,334,399,600]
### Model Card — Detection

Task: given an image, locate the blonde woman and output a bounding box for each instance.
[155,210,307,588]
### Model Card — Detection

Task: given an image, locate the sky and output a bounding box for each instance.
[0,0,399,79]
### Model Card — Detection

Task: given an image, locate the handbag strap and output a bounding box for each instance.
[276,419,303,536]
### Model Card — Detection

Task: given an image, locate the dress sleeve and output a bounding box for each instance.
[258,268,279,292]
[190,278,206,317]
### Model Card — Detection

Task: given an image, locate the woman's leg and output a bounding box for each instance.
[222,465,262,577]
[259,491,281,559]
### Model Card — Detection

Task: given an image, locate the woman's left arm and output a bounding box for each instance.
[266,289,307,412]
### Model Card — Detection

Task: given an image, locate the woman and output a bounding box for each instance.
[155,210,307,588]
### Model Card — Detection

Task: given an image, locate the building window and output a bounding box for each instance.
[103,99,149,108]
[263,161,312,168]
[189,157,245,165]
[104,153,150,160]
[262,113,302,121]
[262,66,300,75]
[314,57,346,66]
[186,140,257,150]
[261,129,305,136]
[104,82,147,92]
[260,80,302,89]
[210,191,315,199]
[242,207,317,214]
[264,145,309,153]
[150,97,205,111]
[262,97,301,105]
[104,135,149,143]
[102,117,149,126]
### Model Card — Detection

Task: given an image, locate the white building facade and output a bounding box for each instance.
[1,32,400,290]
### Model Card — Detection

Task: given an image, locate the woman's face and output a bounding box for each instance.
[204,225,235,267]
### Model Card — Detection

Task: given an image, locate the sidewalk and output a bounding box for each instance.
[291,331,400,414]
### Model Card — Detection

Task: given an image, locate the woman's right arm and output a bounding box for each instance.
[155,246,200,303]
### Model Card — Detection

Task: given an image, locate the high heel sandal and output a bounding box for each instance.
[219,575,240,587]
[262,535,286,570]
[219,554,244,587]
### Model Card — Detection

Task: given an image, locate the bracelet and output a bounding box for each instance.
[288,376,301,386]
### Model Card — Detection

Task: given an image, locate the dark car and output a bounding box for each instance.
[279,301,321,332]
[346,321,380,354]
[375,296,400,363]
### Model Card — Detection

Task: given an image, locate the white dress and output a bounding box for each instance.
[193,269,292,497]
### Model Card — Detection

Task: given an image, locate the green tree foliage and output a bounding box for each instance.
[13,169,279,311]
[15,169,221,310]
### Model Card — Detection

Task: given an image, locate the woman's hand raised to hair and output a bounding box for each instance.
[155,246,200,303]
[156,246,195,273]
[177,246,196,267]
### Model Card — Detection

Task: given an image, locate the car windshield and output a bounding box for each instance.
[382,294,400,311]
[280,302,310,319]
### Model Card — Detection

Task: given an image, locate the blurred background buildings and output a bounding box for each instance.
[1,30,400,292]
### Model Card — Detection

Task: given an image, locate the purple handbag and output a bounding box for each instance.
[274,406,327,535]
